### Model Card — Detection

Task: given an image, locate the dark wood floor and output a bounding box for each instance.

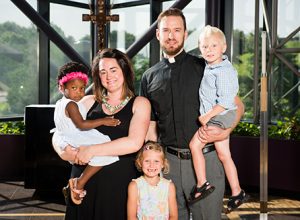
[1,181,300,219]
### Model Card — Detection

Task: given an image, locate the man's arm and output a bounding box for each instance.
[198,96,244,143]
[145,121,158,142]
[231,96,245,129]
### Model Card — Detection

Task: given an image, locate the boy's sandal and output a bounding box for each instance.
[188,181,215,205]
[226,189,249,213]
[68,178,87,205]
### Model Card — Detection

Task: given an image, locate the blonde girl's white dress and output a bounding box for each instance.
[134,176,171,220]
[53,96,119,166]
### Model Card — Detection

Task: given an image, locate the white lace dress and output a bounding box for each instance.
[53,96,119,166]
[134,176,171,220]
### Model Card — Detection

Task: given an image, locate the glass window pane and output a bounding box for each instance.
[278,0,300,37]
[272,0,300,120]
[0,1,38,117]
[65,0,88,3]
[50,3,91,45]
[232,0,300,122]
[163,0,206,54]
[232,0,256,120]
[111,0,141,5]
[49,3,92,104]
[110,5,150,51]
[110,5,150,92]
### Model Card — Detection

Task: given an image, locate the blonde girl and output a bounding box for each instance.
[127,141,178,220]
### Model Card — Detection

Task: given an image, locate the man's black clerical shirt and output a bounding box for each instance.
[140,50,205,149]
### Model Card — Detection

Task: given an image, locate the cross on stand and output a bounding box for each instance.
[82,0,119,50]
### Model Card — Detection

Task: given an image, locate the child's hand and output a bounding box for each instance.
[101,117,121,126]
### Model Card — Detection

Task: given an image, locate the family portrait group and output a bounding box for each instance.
[51,8,248,220]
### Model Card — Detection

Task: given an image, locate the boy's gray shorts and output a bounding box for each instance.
[206,110,236,129]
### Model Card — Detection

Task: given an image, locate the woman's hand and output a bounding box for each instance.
[60,145,78,162]
[197,125,230,143]
[75,146,93,165]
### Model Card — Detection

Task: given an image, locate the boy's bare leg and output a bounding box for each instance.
[214,138,241,196]
[189,132,207,193]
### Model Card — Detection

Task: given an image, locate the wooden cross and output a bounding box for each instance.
[82,0,119,50]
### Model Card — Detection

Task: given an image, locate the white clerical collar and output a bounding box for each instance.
[163,48,184,63]
[168,57,175,63]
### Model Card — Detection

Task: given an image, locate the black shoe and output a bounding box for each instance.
[226,190,249,213]
[188,181,215,205]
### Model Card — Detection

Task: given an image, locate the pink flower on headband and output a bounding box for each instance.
[59,72,89,86]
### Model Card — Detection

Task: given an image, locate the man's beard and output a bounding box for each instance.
[161,41,184,56]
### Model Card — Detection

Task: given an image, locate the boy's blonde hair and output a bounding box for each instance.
[198,25,227,45]
[135,141,170,174]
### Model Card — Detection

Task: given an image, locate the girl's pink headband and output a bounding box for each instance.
[59,72,89,86]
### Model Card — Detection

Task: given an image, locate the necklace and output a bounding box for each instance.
[102,96,131,114]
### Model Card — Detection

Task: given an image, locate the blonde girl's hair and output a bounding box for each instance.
[198,25,227,45]
[135,141,170,174]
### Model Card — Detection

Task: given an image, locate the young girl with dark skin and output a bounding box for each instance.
[54,61,120,205]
